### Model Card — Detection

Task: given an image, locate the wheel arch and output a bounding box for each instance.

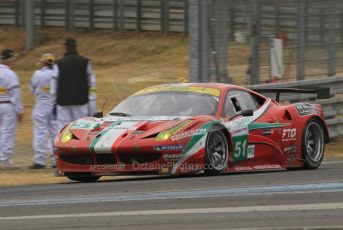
[310,116,330,143]
[214,124,233,153]
[301,116,326,169]
[204,123,231,174]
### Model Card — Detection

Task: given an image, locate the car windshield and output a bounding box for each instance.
[108,91,219,117]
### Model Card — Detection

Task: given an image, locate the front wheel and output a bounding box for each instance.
[302,119,325,169]
[66,173,101,182]
[205,126,229,174]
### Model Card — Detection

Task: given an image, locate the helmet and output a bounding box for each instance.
[40,53,55,65]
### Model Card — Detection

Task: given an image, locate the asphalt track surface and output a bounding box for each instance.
[1,160,343,230]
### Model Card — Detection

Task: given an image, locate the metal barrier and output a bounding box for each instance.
[249,76,343,138]
[0,0,188,34]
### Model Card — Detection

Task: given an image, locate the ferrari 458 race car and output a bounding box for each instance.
[54,83,330,182]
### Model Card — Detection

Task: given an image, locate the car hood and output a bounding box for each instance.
[62,116,194,142]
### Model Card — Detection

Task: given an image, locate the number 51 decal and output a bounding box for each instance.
[230,125,249,162]
[234,140,247,158]
[233,136,248,162]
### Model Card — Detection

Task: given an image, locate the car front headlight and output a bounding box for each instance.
[155,120,193,141]
[60,123,75,143]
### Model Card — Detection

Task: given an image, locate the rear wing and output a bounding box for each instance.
[251,87,330,102]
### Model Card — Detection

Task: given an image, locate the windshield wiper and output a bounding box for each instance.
[109,112,132,117]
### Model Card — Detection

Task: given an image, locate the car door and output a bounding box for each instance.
[223,90,258,163]
[224,90,286,167]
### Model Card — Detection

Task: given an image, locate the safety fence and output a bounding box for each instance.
[0,0,188,34]
[188,0,343,85]
[249,76,343,138]
[1,0,342,84]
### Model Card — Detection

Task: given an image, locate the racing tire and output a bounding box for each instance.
[302,119,325,169]
[205,126,229,175]
[66,173,101,183]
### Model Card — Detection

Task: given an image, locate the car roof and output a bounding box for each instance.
[143,82,247,91]
[134,82,268,101]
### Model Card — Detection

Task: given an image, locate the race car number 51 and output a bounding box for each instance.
[234,139,247,161]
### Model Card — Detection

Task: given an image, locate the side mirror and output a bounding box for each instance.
[93,111,103,118]
[242,109,253,117]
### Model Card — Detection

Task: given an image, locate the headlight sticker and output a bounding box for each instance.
[155,120,193,141]
[60,123,75,143]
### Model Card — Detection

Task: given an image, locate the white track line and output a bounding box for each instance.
[1,202,343,220]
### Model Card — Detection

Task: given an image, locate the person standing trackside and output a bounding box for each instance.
[51,37,96,131]
[29,53,59,169]
[88,78,97,117]
[0,49,23,169]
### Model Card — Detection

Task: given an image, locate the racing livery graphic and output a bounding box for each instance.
[53,83,330,182]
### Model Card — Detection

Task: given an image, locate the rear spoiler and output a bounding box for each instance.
[251,87,330,102]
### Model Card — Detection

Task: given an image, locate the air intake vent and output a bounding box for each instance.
[119,153,161,164]
[60,154,94,165]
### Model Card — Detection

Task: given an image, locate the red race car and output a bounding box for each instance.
[54,83,330,182]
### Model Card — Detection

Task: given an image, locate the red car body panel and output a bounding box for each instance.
[54,83,329,177]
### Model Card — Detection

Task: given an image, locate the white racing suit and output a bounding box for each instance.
[88,77,96,116]
[0,64,23,165]
[29,67,58,166]
[51,62,96,131]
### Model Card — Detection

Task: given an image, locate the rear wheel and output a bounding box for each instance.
[205,126,229,174]
[66,173,101,182]
[302,119,325,169]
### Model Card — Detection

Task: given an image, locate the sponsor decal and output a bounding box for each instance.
[89,163,125,170]
[231,125,249,137]
[163,154,182,161]
[286,154,296,163]
[253,164,282,170]
[282,128,296,142]
[248,123,286,131]
[295,103,320,117]
[262,129,273,136]
[132,130,144,134]
[154,145,183,151]
[171,128,207,141]
[89,131,99,135]
[234,166,253,171]
[247,145,255,159]
[284,146,297,162]
[230,117,253,128]
[234,164,281,171]
[284,146,297,154]
[112,126,132,129]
